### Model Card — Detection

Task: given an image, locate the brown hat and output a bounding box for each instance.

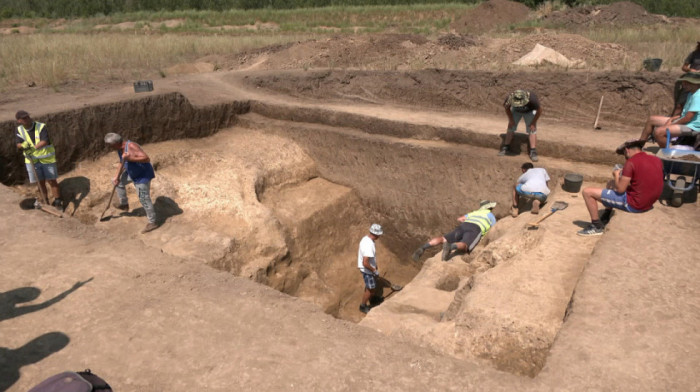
[615,139,645,155]
[15,110,29,119]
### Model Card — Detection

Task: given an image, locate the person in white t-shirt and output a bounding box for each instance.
[357,223,383,314]
[511,162,550,217]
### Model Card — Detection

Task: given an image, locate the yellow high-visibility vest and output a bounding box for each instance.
[17,122,56,164]
[464,209,494,236]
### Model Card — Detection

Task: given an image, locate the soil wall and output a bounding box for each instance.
[0,93,249,185]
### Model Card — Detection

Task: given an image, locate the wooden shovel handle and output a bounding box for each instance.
[37,204,63,218]
[527,210,555,227]
[99,161,125,220]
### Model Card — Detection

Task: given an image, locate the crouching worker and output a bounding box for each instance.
[104,133,159,234]
[412,200,497,262]
[577,139,663,237]
[511,162,550,217]
[358,224,383,314]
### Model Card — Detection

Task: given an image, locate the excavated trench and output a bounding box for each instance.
[1,86,614,376]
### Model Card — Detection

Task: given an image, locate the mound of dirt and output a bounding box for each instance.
[451,0,532,35]
[505,33,635,69]
[542,1,669,27]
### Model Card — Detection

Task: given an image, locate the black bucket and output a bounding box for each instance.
[643,58,662,72]
[563,173,583,193]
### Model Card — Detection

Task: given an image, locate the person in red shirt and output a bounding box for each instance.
[578,139,663,236]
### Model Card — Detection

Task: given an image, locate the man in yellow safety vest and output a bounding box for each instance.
[15,110,62,209]
[412,200,497,262]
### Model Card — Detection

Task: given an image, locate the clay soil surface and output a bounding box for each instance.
[1,1,700,391]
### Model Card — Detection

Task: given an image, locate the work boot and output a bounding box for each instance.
[529,150,539,162]
[511,205,519,217]
[113,202,129,211]
[359,304,371,314]
[441,242,452,261]
[141,222,159,234]
[498,146,509,156]
[531,199,541,214]
[412,248,424,262]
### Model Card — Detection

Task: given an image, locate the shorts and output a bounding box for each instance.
[26,161,58,183]
[362,272,376,290]
[516,184,548,201]
[508,110,537,134]
[600,189,644,213]
[444,222,482,252]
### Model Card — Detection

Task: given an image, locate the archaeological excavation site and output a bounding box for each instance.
[1,1,699,388]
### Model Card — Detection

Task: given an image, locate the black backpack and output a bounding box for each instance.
[28,369,112,392]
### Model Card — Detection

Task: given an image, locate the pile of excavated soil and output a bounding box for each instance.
[451,0,532,35]
[541,1,670,27]
[229,30,639,72]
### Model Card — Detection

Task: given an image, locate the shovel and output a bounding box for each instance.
[376,275,403,292]
[23,153,62,218]
[99,160,125,222]
[527,201,568,228]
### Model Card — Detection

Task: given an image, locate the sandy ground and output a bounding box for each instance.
[1,2,700,389]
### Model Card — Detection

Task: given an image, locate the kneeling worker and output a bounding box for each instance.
[511,162,550,217]
[412,200,497,262]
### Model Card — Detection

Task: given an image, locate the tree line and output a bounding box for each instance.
[0,0,697,19]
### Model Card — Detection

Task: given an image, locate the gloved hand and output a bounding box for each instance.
[20,142,34,154]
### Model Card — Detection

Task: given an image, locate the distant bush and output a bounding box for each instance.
[0,0,697,18]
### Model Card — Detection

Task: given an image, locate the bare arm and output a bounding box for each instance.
[121,141,150,163]
[613,171,632,193]
[362,256,377,274]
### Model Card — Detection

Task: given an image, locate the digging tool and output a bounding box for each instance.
[527,201,568,228]
[376,275,403,292]
[593,95,604,129]
[99,160,125,222]
[24,153,62,218]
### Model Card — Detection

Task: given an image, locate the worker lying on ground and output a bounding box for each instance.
[577,140,663,237]
[412,200,497,262]
[638,73,700,148]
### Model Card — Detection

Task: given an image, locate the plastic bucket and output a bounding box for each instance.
[563,173,583,193]
[643,58,662,72]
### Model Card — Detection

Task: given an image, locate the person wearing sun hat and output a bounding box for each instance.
[577,139,663,237]
[639,72,700,147]
[357,223,384,314]
[681,41,700,73]
[498,89,543,162]
[411,200,497,262]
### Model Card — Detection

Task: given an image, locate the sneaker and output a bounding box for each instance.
[530,151,539,162]
[52,198,63,209]
[442,242,452,261]
[498,146,509,156]
[114,202,129,211]
[600,209,614,225]
[412,248,424,262]
[577,224,604,237]
[531,199,540,214]
[510,205,519,217]
[359,304,371,314]
[141,222,159,234]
